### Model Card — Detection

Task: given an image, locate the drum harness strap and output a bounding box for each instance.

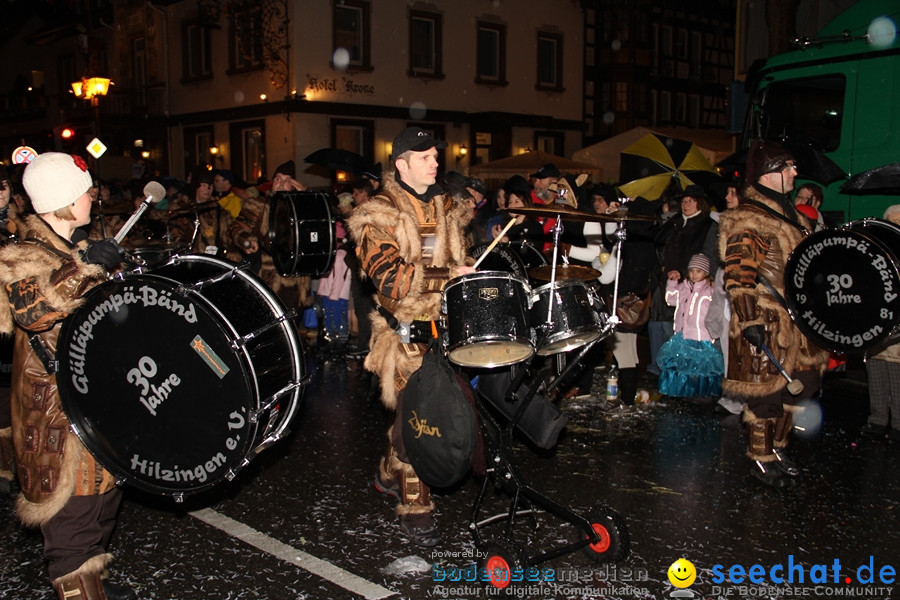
[21,239,82,376]
[29,333,58,374]
[742,200,810,313]
[376,304,441,344]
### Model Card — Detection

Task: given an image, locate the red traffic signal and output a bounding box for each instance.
[60,127,76,140]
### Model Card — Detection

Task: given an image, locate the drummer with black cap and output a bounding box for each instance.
[347,126,475,547]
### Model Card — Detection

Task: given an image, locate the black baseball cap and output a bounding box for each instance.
[529,163,560,179]
[392,126,447,157]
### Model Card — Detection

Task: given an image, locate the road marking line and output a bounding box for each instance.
[190,508,395,599]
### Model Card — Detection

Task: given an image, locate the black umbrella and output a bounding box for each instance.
[717,137,845,185]
[304,148,368,173]
[840,162,900,195]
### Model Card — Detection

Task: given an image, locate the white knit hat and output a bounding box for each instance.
[23,152,94,214]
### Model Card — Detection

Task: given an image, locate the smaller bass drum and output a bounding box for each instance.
[442,271,534,368]
[785,218,900,353]
[269,191,336,277]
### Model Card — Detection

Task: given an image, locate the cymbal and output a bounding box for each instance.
[167,201,222,218]
[512,205,605,221]
[512,205,659,222]
[529,263,601,281]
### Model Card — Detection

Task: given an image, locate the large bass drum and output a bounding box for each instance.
[785,218,900,353]
[56,254,307,499]
[269,191,336,277]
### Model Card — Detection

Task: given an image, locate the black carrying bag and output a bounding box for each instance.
[401,341,477,488]
[476,369,568,450]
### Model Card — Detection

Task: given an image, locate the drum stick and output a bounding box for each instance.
[472,218,517,269]
[760,341,804,395]
[114,181,167,243]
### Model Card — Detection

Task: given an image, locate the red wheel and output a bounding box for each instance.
[581,510,630,562]
[587,522,612,553]
[478,542,525,590]
[484,554,511,589]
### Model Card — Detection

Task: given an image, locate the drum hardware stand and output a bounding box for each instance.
[605,221,627,331]
[232,308,300,349]
[470,340,627,568]
[174,261,248,295]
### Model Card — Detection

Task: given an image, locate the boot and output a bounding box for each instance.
[618,367,638,406]
[373,436,440,547]
[744,409,789,488]
[54,571,108,600]
[394,464,441,548]
[772,409,800,477]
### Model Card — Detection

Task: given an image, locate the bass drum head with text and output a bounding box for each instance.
[56,255,305,497]
[785,218,900,353]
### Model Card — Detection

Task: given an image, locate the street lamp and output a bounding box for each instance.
[71,76,112,177]
[71,76,112,106]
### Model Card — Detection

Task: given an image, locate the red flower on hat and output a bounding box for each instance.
[72,155,89,172]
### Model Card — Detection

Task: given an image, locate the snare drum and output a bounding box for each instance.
[531,279,605,355]
[269,191,336,277]
[785,218,900,353]
[56,254,306,498]
[442,271,534,368]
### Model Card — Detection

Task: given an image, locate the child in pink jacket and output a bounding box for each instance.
[657,253,724,398]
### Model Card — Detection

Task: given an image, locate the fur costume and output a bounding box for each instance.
[346,174,471,410]
[0,215,116,526]
[717,185,829,403]
[228,190,312,307]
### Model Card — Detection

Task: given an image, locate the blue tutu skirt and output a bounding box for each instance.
[657,333,724,397]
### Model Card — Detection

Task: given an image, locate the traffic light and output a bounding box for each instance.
[60,127,76,140]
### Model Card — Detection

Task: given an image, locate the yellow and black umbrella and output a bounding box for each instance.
[618,133,720,200]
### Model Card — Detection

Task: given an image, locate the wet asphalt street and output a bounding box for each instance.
[1,342,899,600]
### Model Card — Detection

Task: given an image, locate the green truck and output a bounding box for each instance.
[739,0,900,222]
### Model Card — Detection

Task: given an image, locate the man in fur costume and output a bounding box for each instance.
[229,160,313,310]
[718,140,828,488]
[346,127,474,547]
[0,153,136,599]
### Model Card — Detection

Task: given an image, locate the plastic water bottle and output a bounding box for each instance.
[605,364,619,403]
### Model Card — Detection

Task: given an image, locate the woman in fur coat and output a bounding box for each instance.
[0,153,134,599]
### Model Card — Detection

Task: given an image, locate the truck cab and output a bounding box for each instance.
[740,0,900,222]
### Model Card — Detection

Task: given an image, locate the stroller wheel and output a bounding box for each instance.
[581,509,630,562]
[478,542,526,590]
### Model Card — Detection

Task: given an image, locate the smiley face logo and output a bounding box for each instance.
[667,558,697,588]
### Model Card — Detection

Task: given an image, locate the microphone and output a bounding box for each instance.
[114,181,169,243]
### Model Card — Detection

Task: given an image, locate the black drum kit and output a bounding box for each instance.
[444,203,663,572]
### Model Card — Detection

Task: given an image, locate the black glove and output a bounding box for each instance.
[742,324,767,350]
[82,238,125,269]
